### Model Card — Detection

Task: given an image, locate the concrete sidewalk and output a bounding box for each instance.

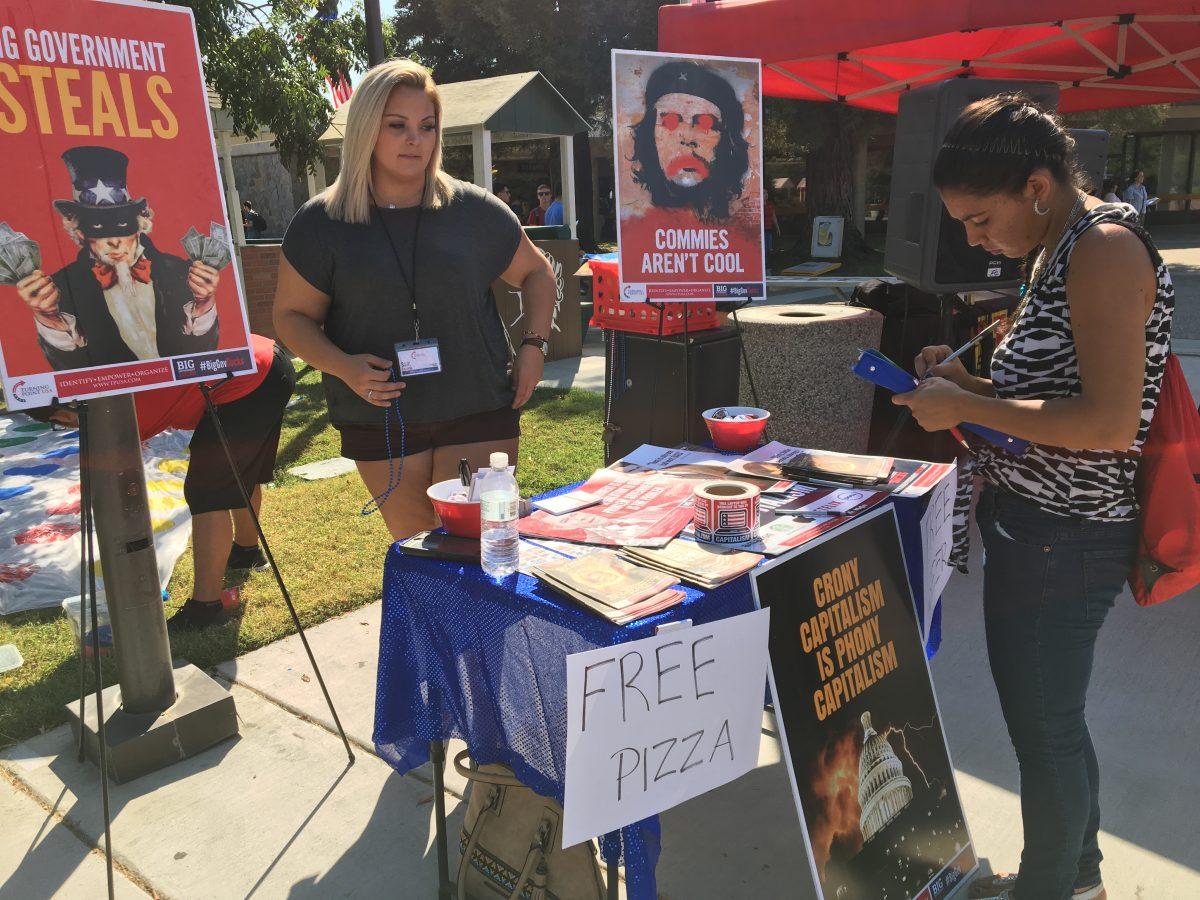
[4,272,1199,897]
[6,546,1195,899]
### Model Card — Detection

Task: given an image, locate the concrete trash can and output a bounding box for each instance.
[737,303,884,453]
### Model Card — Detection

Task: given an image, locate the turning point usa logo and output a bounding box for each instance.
[10,377,54,405]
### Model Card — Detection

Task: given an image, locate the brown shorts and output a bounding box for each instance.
[336,405,521,462]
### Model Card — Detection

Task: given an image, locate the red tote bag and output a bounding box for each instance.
[1131,353,1200,606]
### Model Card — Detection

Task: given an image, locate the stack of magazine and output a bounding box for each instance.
[531,551,686,625]
[619,539,763,589]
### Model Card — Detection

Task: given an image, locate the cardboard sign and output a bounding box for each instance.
[751,507,977,900]
[0,0,255,409]
[562,609,770,848]
[919,464,956,640]
[611,49,765,303]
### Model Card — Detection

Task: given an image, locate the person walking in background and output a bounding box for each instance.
[1122,169,1156,221]
[273,59,557,541]
[527,183,552,226]
[493,181,521,217]
[896,94,1173,900]
[242,200,267,238]
[1100,177,1121,204]
[763,190,782,271]
[544,185,565,227]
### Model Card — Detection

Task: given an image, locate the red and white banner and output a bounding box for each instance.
[326,73,352,109]
[611,49,765,303]
[0,0,255,409]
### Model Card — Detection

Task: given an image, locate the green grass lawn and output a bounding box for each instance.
[0,364,604,749]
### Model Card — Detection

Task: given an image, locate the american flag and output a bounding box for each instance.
[326,73,352,109]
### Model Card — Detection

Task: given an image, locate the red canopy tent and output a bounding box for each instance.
[658,1,1200,112]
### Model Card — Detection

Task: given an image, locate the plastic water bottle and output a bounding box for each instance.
[479,451,520,578]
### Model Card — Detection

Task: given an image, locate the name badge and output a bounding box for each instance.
[394,339,443,377]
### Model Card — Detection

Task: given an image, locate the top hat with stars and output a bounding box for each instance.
[53,146,148,238]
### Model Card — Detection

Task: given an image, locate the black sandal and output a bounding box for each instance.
[167,598,231,631]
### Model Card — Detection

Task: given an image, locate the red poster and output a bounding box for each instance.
[611,49,765,303]
[0,0,254,410]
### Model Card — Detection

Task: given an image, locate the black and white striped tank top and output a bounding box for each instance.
[976,202,1175,520]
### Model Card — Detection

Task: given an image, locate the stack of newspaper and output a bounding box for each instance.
[620,539,763,589]
[531,551,686,625]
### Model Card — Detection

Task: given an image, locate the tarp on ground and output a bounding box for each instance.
[659,1,1200,112]
[0,416,191,616]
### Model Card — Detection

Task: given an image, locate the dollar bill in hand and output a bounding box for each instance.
[201,221,232,270]
[0,222,41,286]
[181,226,205,261]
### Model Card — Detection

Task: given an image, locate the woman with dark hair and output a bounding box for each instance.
[629,60,751,221]
[893,94,1174,900]
[1122,169,1155,220]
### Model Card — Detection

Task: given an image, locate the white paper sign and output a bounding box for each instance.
[919,462,956,639]
[562,609,771,848]
[610,443,734,474]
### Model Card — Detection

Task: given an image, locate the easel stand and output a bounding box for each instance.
[729,299,761,409]
[66,393,239,900]
[66,394,238,786]
[645,300,695,446]
[198,381,355,764]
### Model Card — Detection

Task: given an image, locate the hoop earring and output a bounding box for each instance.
[1033,197,1050,216]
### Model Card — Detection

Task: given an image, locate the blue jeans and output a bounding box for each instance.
[977,486,1138,900]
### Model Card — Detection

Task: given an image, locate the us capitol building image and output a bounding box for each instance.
[858,711,915,841]
[825,710,972,900]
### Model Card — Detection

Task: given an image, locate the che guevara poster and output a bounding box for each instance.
[752,507,977,900]
[0,0,255,410]
[612,49,765,303]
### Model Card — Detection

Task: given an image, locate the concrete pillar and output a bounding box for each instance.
[217,130,246,247]
[559,134,577,238]
[85,395,174,713]
[853,134,869,237]
[472,126,493,191]
[590,139,602,239]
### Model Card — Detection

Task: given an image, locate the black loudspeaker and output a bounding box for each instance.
[603,327,742,463]
[885,78,1060,293]
[1069,128,1110,194]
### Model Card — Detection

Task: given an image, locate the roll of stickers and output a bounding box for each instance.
[693,481,760,545]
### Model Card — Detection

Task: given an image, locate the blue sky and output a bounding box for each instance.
[340,1,397,20]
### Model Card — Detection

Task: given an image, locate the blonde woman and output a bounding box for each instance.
[274,60,556,540]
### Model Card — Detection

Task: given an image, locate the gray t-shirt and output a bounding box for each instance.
[281,179,522,426]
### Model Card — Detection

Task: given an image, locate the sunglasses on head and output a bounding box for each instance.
[658,111,719,133]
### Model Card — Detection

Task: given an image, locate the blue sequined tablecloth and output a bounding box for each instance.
[373,488,939,899]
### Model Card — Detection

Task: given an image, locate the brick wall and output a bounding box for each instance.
[239,243,281,341]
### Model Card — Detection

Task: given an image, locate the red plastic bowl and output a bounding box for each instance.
[702,407,770,452]
[427,479,482,538]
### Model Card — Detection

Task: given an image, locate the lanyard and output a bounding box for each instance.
[375,193,426,340]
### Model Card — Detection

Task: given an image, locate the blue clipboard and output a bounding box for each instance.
[852,349,1030,455]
